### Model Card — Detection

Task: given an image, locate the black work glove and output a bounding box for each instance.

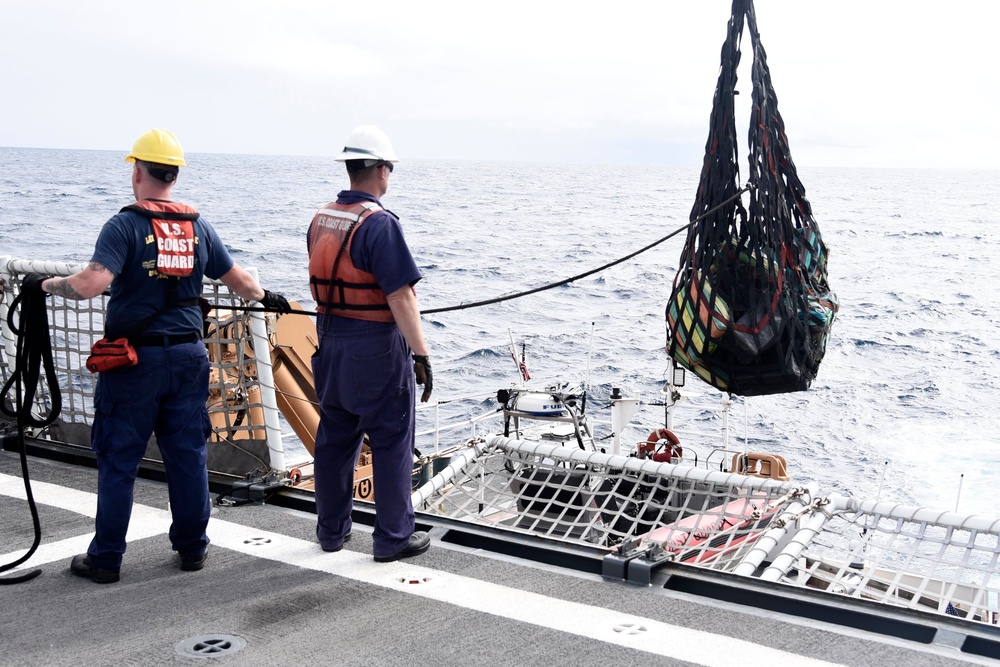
[413,355,433,403]
[20,274,50,298]
[259,290,292,313]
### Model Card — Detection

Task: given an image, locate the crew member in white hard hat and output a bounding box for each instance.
[306,125,432,561]
[20,129,291,583]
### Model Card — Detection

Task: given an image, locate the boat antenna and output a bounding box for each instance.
[874,460,889,503]
[954,473,964,513]
[508,328,530,382]
[581,322,595,413]
[743,399,749,456]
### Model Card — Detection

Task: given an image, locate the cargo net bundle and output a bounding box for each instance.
[667,0,839,396]
[414,435,799,572]
[0,258,274,476]
[762,500,1000,626]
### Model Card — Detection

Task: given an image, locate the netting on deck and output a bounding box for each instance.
[0,257,280,476]
[415,436,799,564]
[761,499,1000,625]
[413,436,1000,627]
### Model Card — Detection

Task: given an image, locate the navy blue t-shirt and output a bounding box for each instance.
[91,204,234,338]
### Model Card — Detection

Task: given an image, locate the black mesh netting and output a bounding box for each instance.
[666,0,839,396]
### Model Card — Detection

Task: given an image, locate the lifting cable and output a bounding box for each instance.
[422,186,751,315]
[220,185,753,318]
[0,285,61,584]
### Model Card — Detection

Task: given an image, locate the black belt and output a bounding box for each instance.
[129,333,201,347]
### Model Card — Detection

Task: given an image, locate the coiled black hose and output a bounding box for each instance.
[0,281,62,583]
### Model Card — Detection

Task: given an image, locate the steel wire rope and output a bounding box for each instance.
[214,186,753,318]
[422,187,751,315]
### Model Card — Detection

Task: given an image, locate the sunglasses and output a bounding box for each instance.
[378,161,394,173]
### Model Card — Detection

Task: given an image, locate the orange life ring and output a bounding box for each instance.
[642,428,683,462]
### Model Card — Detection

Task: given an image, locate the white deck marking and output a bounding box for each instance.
[0,474,173,565]
[0,473,845,667]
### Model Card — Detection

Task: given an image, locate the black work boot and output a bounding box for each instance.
[70,554,120,584]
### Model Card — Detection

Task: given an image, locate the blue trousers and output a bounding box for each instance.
[311,319,416,559]
[88,341,211,570]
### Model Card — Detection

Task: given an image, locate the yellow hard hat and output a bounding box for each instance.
[125,129,186,167]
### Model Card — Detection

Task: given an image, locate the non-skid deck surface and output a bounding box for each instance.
[0,450,985,667]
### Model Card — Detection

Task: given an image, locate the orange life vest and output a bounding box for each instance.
[121,200,200,277]
[308,201,393,322]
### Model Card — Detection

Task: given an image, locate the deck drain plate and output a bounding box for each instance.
[613,622,648,635]
[175,634,247,659]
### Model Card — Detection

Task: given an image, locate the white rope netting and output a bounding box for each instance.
[0,258,275,471]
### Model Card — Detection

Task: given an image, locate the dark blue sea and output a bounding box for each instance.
[2,147,998,520]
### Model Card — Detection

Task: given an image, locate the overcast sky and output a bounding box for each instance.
[1,1,997,168]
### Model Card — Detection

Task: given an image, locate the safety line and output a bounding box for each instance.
[421,186,750,315]
[210,185,753,318]
[0,472,843,667]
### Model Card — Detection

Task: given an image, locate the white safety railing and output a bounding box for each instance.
[764,496,1000,625]
[415,435,797,556]
[410,434,1000,628]
[0,256,285,476]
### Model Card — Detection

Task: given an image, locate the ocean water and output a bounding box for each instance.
[2,147,999,520]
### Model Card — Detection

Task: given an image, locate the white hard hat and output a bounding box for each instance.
[335,125,399,163]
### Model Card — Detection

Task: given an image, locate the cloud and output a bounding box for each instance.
[0,0,997,167]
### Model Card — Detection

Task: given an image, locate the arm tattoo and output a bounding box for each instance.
[46,278,86,300]
[44,262,112,300]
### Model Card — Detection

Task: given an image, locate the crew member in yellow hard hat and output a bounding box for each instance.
[307,125,432,561]
[20,128,291,583]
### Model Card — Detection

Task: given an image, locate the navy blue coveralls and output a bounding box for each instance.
[307,191,422,559]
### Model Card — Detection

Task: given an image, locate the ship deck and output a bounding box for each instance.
[1,444,997,667]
